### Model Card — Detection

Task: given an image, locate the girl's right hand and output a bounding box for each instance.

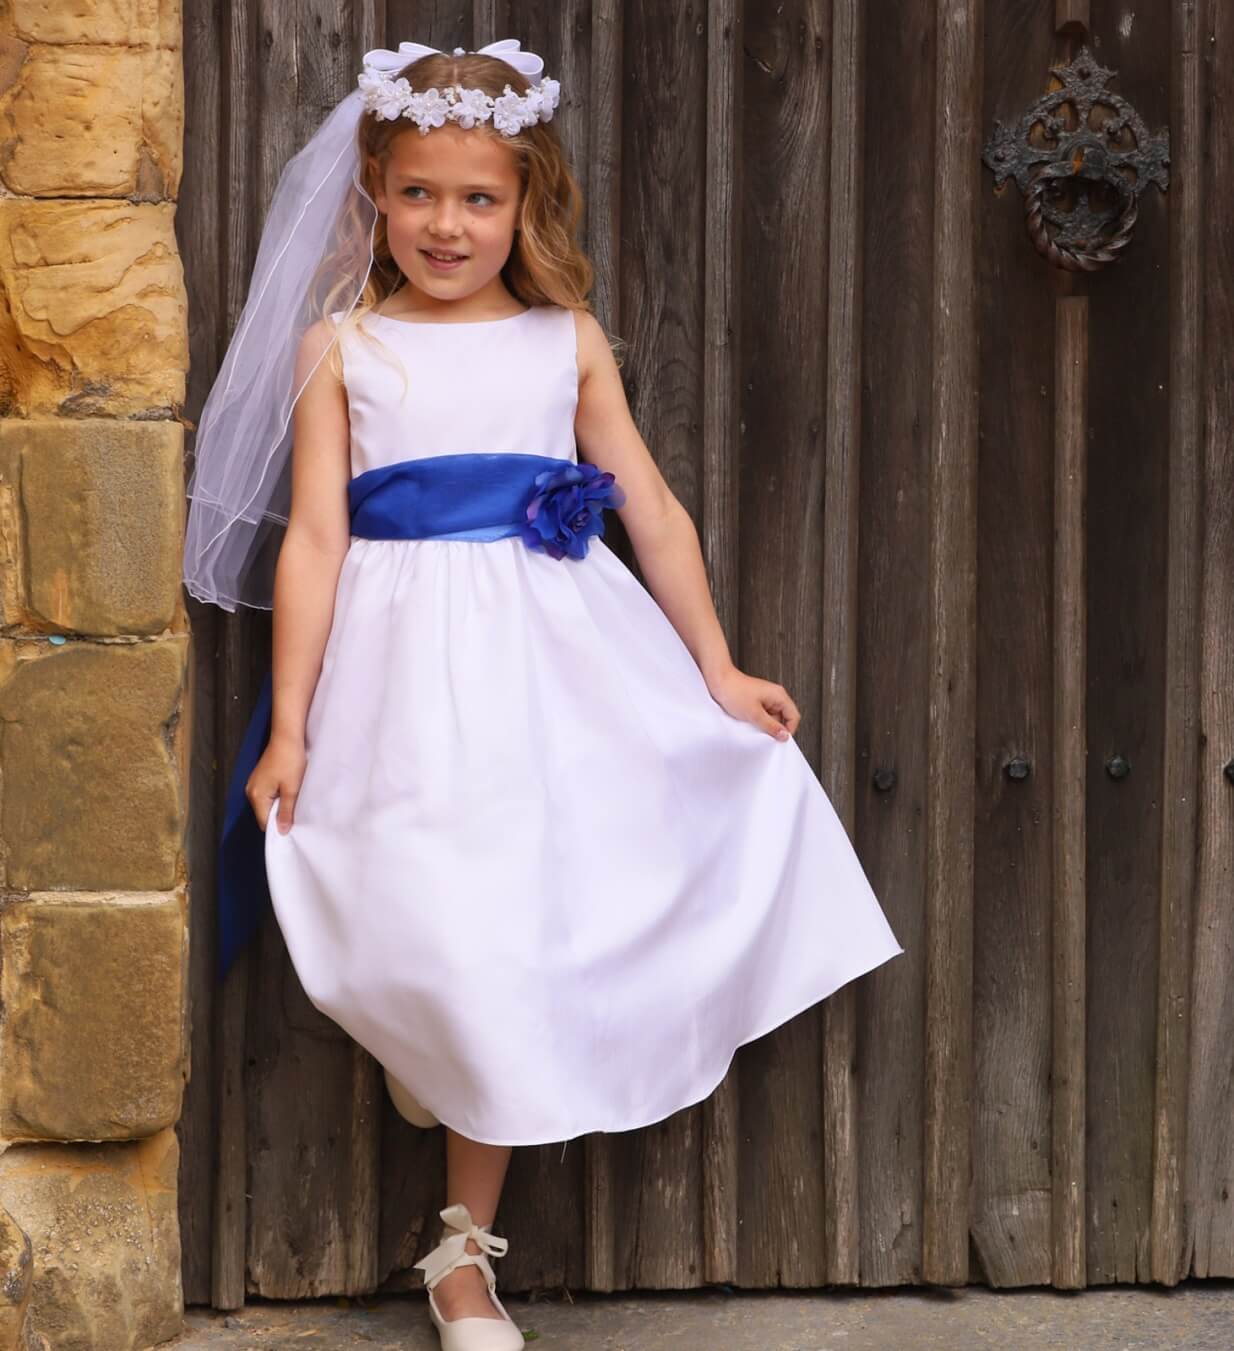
[246,735,306,833]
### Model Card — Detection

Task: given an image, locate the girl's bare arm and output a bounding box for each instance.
[250,322,352,829]
[572,311,799,740]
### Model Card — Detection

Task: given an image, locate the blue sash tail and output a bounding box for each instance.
[216,452,612,981]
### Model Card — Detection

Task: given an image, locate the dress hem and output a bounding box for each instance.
[406,940,907,1148]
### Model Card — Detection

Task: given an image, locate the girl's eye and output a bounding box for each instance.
[402,187,494,205]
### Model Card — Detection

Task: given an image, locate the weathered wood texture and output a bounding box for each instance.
[177,0,1232,1305]
[1186,0,1234,1282]
[972,0,1056,1292]
[855,0,932,1289]
[1084,0,1172,1286]
[820,0,864,1288]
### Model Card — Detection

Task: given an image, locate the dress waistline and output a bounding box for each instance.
[349,451,573,542]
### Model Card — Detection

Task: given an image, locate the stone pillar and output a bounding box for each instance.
[0,3,190,1348]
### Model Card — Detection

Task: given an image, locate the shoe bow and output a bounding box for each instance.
[413,1202,510,1288]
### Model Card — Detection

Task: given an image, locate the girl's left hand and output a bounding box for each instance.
[706,666,800,740]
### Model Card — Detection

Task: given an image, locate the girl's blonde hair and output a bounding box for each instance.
[318,50,623,376]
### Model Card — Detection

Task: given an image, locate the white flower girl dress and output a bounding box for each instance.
[249,301,904,1146]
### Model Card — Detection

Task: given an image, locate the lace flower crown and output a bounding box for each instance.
[358,40,561,138]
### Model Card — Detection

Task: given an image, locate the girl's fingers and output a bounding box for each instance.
[249,790,270,833]
[762,686,798,737]
[245,781,266,830]
[758,704,791,739]
[275,791,296,833]
[246,783,297,832]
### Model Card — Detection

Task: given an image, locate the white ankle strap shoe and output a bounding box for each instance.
[413,1202,526,1350]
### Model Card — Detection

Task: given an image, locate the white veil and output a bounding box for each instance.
[182,39,548,612]
[181,87,377,612]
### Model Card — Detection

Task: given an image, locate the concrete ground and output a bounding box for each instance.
[166,1280,1234,1350]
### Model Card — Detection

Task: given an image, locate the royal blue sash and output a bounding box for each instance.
[216,452,589,980]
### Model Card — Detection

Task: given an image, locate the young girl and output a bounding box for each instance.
[183,37,904,1351]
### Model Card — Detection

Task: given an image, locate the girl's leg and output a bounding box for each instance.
[429,1128,514,1321]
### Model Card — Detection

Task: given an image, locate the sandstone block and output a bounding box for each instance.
[0,1130,183,1351]
[0,637,188,891]
[0,891,188,1143]
[3,1,180,49]
[0,43,183,198]
[0,200,187,418]
[0,419,185,636]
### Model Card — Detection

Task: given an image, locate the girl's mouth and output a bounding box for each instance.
[421,248,467,271]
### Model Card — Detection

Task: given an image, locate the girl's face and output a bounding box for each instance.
[371,125,524,306]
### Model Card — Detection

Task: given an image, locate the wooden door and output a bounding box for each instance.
[175,0,1233,1305]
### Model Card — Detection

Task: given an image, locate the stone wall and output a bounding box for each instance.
[0,2,190,1347]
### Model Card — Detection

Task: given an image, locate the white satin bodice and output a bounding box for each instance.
[336,304,580,478]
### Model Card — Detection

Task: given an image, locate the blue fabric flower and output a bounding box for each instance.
[520,461,626,560]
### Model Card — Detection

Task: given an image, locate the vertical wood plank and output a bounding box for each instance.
[376,1111,443,1293]
[1150,0,1204,1288]
[177,0,225,1308]
[1083,0,1171,1285]
[359,0,383,54]
[581,0,623,1297]
[970,0,1056,1289]
[546,0,593,267]
[181,607,222,1307]
[820,0,864,1288]
[736,0,832,1290]
[700,0,743,1288]
[209,0,258,1310]
[1185,0,1234,1281]
[384,0,472,46]
[212,647,257,1312]
[1052,294,1088,1290]
[346,1046,383,1292]
[582,0,622,331]
[473,0,499,46]
[922,0,981,1286]
[856,0,934,1288]
[604,0,708,1292]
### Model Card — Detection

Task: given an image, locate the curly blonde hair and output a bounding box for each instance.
[318,50,622,374]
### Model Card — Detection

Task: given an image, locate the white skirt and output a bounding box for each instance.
[264,533,904,1146]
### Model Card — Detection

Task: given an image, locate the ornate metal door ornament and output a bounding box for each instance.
[982,46,1169,272]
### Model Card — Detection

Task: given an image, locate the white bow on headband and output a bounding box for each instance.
[361,38,545,81]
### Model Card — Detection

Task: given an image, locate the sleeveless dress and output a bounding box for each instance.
[262,303,904,1147]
